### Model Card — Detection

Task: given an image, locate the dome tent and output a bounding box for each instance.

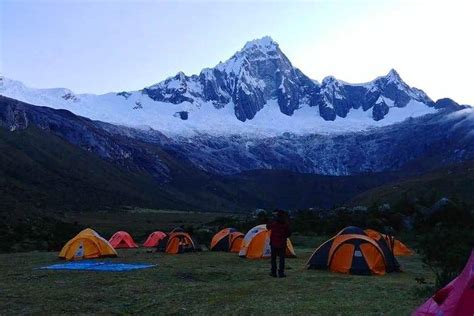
[239,224,296,259]
[336,226,400,272]
[306,226,398,275]
[156,229,200,254]
[143,231,167,248]
[59,228,117,260]
[109,231,138,249]
[361,229,400,272]
[210,228,244,253]
[364,229,413,256]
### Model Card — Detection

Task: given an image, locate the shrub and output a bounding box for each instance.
[415,199,474,288]
[417,224,473,288]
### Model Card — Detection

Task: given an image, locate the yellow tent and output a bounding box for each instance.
[59,228,117,260]
[239,224,296,259]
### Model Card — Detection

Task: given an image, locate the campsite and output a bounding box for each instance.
[0,207,465,315]
[1,238,430,314]
[1,192,473,315]
[2,1,474,315]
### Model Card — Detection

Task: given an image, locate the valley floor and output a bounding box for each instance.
[0,242,434,315]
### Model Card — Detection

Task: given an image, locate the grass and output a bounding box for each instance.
[0,239,435,315]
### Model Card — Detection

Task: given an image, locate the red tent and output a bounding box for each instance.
[413,249,474,316]
[109,231,138,249]
[143,231,167,247]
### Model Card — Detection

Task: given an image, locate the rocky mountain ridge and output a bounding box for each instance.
[1,36,462,136]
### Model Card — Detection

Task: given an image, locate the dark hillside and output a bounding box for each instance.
[351,160,474,206]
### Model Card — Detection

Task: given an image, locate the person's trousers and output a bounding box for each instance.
[271,246,285,275]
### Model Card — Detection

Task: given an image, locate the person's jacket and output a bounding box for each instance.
[266,220,291,248]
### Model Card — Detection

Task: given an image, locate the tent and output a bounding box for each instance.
[210,228,244,253]
[365,229,413,256]
[306,226,394,275]
[59,228,117,260]
[239,224,296,259]
[143,231,167,248]
[362,229,400,272]
[392,239,414,256]
[109,231,138,249]
[170,227,185,233]
[157,232,199,254]
[413,250,474,316]
[336,227,400,272]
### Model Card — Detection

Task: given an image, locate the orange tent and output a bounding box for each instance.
[307,226,397,275]
[157,232,199,254]
[365,229,414,256]
[239,224,296,259]
[109,231,138,249]
[307,233,386,275]
[59,228,117,260]
[210,228,244,253]
[393,239,414,256]
[143,231,167,248]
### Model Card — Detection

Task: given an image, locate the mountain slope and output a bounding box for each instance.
[217,169,401,209]
[0,36,456,136]
[2,93,473,179]
[0,126,179,214]
[350,159,474,206]
[0,116,401,213]
[0,96,401,214]
[0,96,260,212]
[0,95,473,216]
[120,106,474,176]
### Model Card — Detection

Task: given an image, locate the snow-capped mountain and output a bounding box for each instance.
[0,36,450,136]
[1,36,473,214]
[143,36,318,121]
[317,70,433,121]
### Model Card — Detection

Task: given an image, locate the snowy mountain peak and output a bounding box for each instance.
[321,76,341,86]
[176,71,186,80]
[0,76,79,103]
[384,68,402,83]
[0,36,456,137]
[0,76,25,90]
[216,36,285,75]
[242,36,278,52]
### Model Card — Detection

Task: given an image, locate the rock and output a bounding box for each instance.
[174,111,189,120]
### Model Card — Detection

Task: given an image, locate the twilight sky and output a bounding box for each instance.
[1,0,473,104]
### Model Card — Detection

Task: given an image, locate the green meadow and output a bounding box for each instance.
[0,237,433,315]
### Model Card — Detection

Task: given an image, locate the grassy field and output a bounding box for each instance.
[0,237,434,315]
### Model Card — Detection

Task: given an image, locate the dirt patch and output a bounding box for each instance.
[174,272,205,282]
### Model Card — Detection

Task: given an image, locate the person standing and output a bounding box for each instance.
[266,209,291,278]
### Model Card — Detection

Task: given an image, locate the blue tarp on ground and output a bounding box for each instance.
[41,261,156,272]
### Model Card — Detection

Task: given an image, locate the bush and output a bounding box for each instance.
[0,215,82,253]
[417,224,473,288]
[415,199,474,289]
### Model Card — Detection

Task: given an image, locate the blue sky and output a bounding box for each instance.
[1,0,473,104]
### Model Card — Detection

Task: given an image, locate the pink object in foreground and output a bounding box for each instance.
[413,249,474,316]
